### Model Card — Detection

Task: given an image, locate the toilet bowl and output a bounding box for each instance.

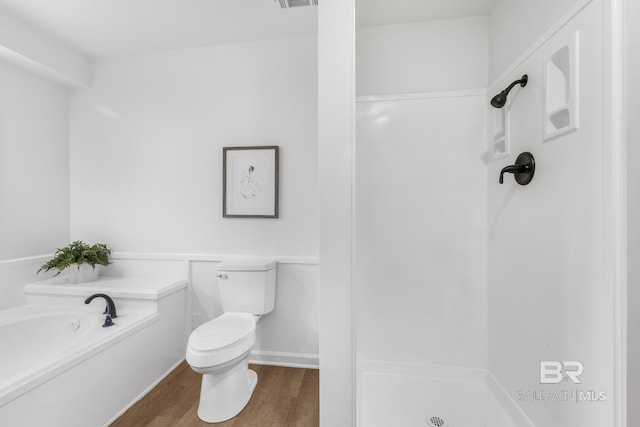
[186,312,258,423]
[185,259,276,423]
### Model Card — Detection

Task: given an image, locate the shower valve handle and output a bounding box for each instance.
[499,164,528,183]
[499,152,535,185]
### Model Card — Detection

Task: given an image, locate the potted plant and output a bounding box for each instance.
[38,241,111,283]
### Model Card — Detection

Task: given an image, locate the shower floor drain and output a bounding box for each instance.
[426,415,449,427]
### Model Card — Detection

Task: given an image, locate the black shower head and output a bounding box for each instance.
[490,74,528,108]
[490,91,509,109]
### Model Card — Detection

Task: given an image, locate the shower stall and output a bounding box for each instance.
[319,0,626,426]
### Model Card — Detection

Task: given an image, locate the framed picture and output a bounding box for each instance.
[223,146,279,218]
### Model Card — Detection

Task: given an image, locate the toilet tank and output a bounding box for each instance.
[217,259,276,315]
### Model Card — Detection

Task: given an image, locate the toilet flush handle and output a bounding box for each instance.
[216,273,228,279]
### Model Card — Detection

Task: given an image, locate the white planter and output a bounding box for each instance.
[68,263,99,284]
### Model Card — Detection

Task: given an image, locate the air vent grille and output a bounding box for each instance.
[276,0,318,8]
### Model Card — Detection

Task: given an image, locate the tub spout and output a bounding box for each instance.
[84,293,118,320]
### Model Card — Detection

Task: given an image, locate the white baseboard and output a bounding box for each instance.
[249,350,319,369]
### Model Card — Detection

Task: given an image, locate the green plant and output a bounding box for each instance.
[37,241,111,276]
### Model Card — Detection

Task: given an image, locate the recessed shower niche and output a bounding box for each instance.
[544,31,579,141]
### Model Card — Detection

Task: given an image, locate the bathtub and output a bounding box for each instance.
[0,305,156,407]
[0,276,188,427]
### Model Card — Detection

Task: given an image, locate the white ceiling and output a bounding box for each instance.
[0,0,319,58]
[0,0,495,59]
[357,0,495,27]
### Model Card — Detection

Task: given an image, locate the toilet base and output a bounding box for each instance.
[196,356,258,423]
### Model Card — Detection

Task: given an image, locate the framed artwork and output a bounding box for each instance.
[223,146,279,218]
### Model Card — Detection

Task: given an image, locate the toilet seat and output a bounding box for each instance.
[186,312,256,368]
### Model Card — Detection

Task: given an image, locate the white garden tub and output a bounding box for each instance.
[0,276,187,427]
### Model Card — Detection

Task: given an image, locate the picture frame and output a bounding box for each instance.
[223,146,279,218]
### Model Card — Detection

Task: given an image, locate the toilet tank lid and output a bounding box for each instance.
[218,259,276,271]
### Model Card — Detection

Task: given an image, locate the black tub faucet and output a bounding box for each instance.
[85,293,118,327]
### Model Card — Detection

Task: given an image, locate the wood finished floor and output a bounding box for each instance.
[110,362,319,427]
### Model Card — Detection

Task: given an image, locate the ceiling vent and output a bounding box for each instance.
[276,0,318,8]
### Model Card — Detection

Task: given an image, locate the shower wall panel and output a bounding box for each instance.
[487,1,614,425]
[489,0,591,82]
[355,93,488,368]
[355,15,490,371]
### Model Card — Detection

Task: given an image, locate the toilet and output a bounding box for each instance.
[186,259,276,423]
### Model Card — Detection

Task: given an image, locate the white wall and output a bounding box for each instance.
[0,256,54,310]
[489,0,590,82]
[0,61,70,261]
[357,16,488,95]
[626,0,640,423]
[355,16,489,370]
[318,0,356,424]
[0,61,70,308]
[70,37,317,256]
[69,36,320,365]
[488,2,615,425]
[0,11,92,311]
